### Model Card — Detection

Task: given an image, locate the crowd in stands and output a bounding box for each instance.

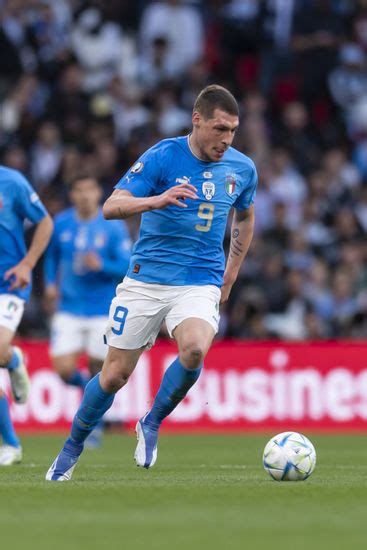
[1,0,367,340]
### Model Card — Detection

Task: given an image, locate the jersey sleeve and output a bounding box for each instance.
[114,145,162,197]
[15,173,48,223]
[233,163,258,210]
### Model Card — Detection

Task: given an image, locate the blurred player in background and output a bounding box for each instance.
[47,84,257,480]
[0,166,53,465]
[44,175,131,447]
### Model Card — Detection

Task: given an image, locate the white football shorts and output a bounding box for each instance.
[105,277,221,350]
[0,294,25,333]
[50,312,108,360]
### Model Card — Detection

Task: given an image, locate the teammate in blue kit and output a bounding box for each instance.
[46,84,258,480]
[0,165,53,465]
[44,175,131,447]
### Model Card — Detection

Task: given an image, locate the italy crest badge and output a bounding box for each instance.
[225,174,236,195]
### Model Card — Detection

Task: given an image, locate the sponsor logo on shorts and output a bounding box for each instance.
[8,301,18,313]
[133,264,140,274]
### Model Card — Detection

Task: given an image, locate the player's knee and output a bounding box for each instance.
[102,369,131,393]
[180,343,205,369]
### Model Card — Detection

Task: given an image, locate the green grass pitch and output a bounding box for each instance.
[0,433,366,550]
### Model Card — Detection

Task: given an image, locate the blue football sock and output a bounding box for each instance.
[4,349,20,371]
[70,374,114,445]
[0,395,20,447]
[145,357,202,430]
[65,370,89,389]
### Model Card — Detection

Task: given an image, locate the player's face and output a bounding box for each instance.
[70,179,102,216]
[192,108,239,162]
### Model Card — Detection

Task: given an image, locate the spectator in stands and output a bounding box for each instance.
[30,120,63,191]
[71,5,130,92]
[275,101,322,173]
[153,86,191,137]
[264,269,308,340]
[137,36,177,89]
[258,0,298,95]
[328,43,367,132]
[304,259,334,323]
[291,0,344,103]
[329,269,359,336]
[267,147,307,228]
[108,77,151,146]
[139,0,204,78]
[0,74,47,139]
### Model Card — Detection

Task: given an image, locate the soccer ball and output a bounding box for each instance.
[263,431,316,481]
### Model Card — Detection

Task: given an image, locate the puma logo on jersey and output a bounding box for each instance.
[175,176,191,185]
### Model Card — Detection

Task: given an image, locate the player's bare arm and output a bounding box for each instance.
[103,184,199,220]
[43,284,59,316]
[5,214,53,290]
[221,205,255,304]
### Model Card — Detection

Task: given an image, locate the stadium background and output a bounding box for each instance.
[2,0,367,432]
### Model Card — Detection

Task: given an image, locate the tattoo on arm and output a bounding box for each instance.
[229,228,244,258]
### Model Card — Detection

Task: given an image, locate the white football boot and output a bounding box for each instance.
[134,414,158,469]
[8,347,30,404]
[0,445,22,465]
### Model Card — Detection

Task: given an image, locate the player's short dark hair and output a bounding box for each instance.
[193,85,239,119]
[69,172,100,190]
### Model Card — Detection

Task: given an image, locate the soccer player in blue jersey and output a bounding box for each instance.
[46,84,257,480]
[0,165,53,465]
[44,175,131,446]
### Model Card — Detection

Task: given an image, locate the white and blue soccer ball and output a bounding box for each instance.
[263,431,316,481]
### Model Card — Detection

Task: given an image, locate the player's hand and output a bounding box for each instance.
[4,261,31,291]
[220,282,233,304]
[154,183,199,209]
[83,252,102,272]
[220,273,236,304]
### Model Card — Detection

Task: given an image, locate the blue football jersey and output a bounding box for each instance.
[115,136,257,286]
[0,166,48,300]
[45,207,131,316]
